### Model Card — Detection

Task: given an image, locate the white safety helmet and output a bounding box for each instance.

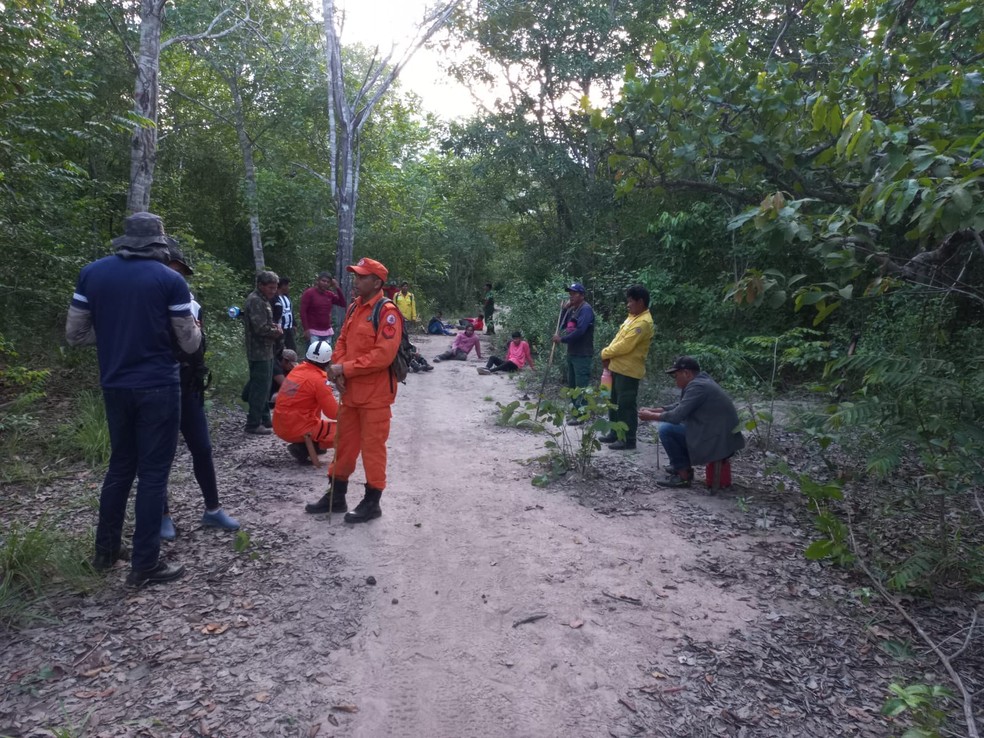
[305,339,333,365]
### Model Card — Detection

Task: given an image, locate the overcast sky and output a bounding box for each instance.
[334,0,478,120]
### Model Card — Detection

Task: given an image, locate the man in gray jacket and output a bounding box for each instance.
[639,356,744,487]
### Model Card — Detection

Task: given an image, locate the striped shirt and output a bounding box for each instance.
[279,293,294,330]
[71,255,192,388]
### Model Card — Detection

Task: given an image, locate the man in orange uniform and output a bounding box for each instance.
[303,257,400,523]
[272,339,338,462]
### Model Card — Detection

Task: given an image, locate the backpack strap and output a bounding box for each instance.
[369,297,395,332]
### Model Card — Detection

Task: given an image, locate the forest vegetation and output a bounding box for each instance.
[1,0,983,733]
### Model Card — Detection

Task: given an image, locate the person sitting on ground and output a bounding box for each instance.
[433,323,483,362]
[639,356,745,488]
[270,349,298,404]
[427,312,457,336]
[478,331,533,375]
[457,315,484,332]
[408,343,434,373]
[273,339,339,463]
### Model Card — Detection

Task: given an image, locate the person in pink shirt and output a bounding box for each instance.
[300,272,346,346]
[433,323,483,362]
[478,331,534,375]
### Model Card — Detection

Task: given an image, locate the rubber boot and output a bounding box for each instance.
[344,485,382,524]
[305,478,348,514]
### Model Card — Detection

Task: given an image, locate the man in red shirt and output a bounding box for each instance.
[303,257,401,523]
[300,271,345,346]
[273,339,339,462]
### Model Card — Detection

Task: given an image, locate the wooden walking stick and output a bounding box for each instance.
[534,297,568,420]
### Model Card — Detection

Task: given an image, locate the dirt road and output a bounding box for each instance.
[291,334,756,737]
[1,333,897,737]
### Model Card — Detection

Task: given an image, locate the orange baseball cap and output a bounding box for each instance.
[346,257,388,281]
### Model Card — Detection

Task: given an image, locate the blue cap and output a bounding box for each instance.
[567,283,586,294]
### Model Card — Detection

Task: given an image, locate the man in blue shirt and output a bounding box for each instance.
[552,282,595,417]
[66,212,201,587]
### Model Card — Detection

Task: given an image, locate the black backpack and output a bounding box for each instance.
[346,297,413,388]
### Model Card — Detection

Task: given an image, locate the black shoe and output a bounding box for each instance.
[423,365,434,372]
[344,486,382,524]
[245,425,272,436]
[597,432,618,443]
[287,442,309,463]
[608,440,636,450]
[305,479,348,514]
[91,547,128,572]
[125,560,185,587]
[262,419,273,429]
[657,475,691,488]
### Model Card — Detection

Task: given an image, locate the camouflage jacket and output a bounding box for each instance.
[244,290,279,360]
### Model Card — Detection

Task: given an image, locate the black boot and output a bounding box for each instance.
[305,479,348,514]
[287,442,309,463]
[344,485,382,524]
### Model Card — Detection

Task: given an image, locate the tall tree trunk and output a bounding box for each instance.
[320,0,462,290]
[128,0,165,214]
[228,73,265,270]
[123,3,248,215]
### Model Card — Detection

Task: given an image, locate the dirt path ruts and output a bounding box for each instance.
[284,333,757,737]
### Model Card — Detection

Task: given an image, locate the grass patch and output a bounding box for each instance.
[58,390,110,467]
[0,518,101,629]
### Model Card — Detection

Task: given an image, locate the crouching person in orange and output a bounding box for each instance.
[273,339,338,463]
[303,257,401,524]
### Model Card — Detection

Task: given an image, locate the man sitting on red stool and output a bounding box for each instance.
[639,356,745,488]
[273,339,338,463]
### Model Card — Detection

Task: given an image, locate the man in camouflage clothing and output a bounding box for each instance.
[244,271,283,434]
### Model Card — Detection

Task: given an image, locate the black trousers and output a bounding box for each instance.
[486,356,518,372]
[609,372,640,442]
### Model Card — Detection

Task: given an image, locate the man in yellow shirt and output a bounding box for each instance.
[394,281,417,323]
[599,285,654,450]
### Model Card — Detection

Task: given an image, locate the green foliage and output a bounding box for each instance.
[532,389,626,486]
[882,682,953,738]
[57,391,110,467]
[495,400,544,432]
[0,519,100,628]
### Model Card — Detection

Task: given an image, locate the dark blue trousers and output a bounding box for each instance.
[96,385,180,571]
[164,389,220,513]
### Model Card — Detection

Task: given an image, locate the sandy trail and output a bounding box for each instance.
[278,333,756,737]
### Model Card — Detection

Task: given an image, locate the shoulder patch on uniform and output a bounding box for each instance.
[382,324,397,339]
[386,313,397,325]
[634,327,642,334]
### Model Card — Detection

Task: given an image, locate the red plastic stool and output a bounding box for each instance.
[706,459,732,491]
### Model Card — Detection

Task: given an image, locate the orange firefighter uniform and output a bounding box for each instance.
[328,290,401,490]
[272,361,338,447]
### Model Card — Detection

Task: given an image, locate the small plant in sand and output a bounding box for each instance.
[532,388,625,486]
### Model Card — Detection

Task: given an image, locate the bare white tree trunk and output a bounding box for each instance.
[321,0,461,290]
[127,0,164,214]
[124,2,249,214]
[228,73,265,270]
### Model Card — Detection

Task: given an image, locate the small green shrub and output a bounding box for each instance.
[58,390,110,466]
[0,519,100,628]
[532,388,627,486]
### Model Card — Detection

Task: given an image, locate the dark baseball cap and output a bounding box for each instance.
[567,283,586,294]
[665,356,700,374]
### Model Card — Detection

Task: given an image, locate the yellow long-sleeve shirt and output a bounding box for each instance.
[394,291,417,321]
[600,310,654,379]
